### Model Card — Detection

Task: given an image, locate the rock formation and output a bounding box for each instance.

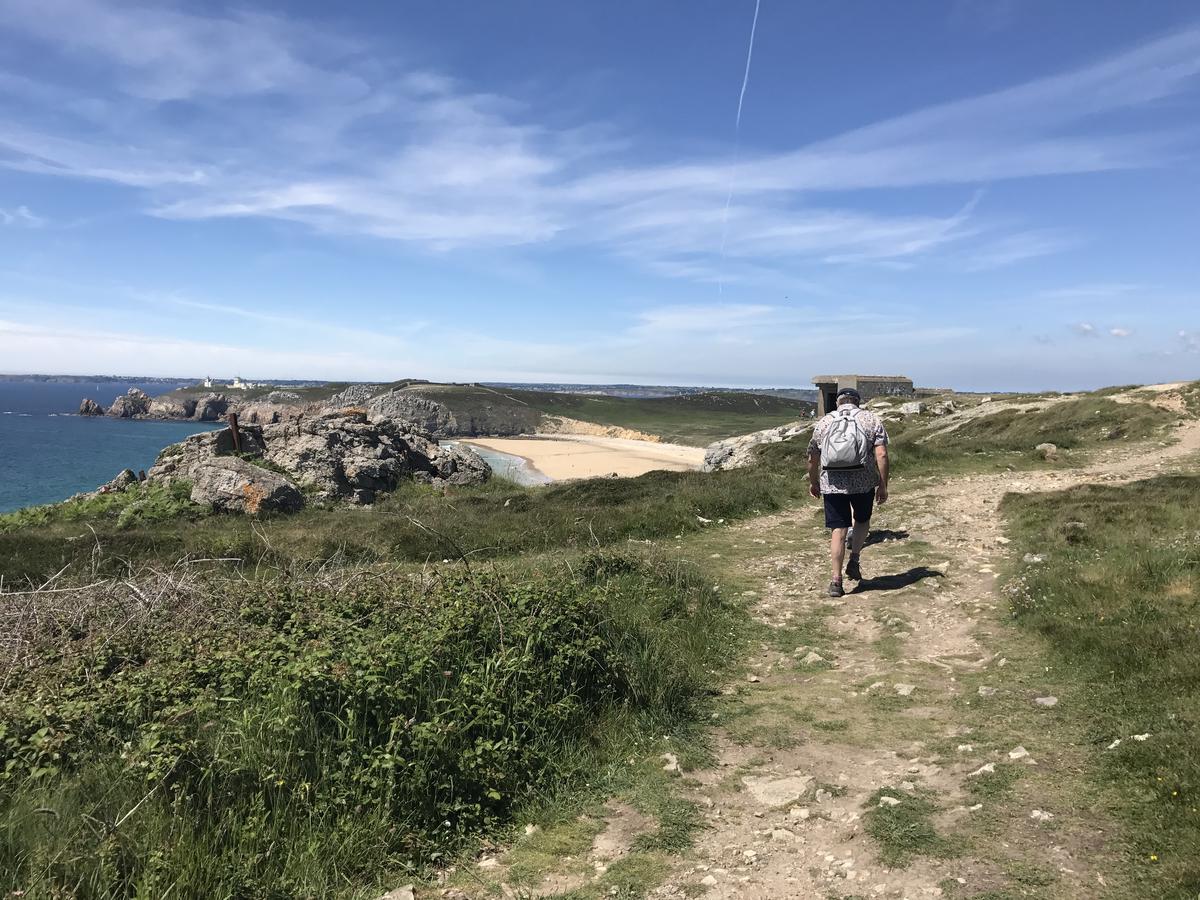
[78,398,105,416]
[143,411,490,512]
[193,393,230,421]
[189,458,304,515]
[148,396,198,419]
[703,422,812,472]
[107,388,152,418]
[366,391,457,434]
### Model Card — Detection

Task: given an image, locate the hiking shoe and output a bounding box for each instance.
[827,580,845,598]
[846,555,862,581]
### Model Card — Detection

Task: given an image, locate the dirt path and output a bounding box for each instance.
[636,419,1200,899]
[432,418,1199,900]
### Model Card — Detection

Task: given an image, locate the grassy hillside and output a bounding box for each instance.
[399,384,814,445]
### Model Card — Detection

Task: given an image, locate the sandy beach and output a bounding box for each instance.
[463,435,705,481]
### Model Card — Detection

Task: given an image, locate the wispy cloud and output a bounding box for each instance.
[0,204,43,226]
[1109,326,1132,337]
[1,1,1199,281]
[1075,322,1098,337]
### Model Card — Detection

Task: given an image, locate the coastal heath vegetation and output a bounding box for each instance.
[1,551,739,898]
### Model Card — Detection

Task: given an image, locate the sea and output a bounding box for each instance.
[0,381,220,513]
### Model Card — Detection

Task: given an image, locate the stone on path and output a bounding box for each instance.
[1034,696,1058,707]
[894,683,916,696]
[742,774,813,807]
[376,886,414,900]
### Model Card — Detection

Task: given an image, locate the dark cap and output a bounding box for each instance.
[836,388,862,403]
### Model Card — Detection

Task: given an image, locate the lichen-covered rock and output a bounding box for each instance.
[703,421,812,472]
[899,401,926,416]
[79,398,105,416]
[1036,442,1059,461]
[189,458,304,514]
[147,426,267,483]
[107,388,151,418]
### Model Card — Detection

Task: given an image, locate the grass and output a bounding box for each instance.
[0,550,741,899]
[0,440,817,584]
[886,397,1168,476]
[1002,474,1200,897]
[861,787,961,867]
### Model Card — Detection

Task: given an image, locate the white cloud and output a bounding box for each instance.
[0,3,1198,280]
[1075,322,1098,337]
[0,204,43,226]
[1109,327,1132,337]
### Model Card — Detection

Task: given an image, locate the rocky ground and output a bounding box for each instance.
[422,409,1200,900]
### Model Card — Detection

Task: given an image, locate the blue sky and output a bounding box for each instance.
[1,0,1198,390]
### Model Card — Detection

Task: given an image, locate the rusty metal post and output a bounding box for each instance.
[227,412,242,453]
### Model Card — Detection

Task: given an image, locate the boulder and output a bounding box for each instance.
[100,468,139,493]
[190,458,304,515]
[107,388,152,418]
[147,426,268,484]
[703,421,812,472]
[899,401,926,416]
[1036,442,1059,460]
[78,398,105,416]
[930,400,957,416]
[148,395,198,419]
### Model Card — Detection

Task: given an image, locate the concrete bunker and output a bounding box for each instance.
[812,375,915,417]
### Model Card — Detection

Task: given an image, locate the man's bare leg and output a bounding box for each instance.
[849,521,869,557]
[830,527,848,580]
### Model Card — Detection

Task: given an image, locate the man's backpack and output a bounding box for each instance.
[820,407,869,471]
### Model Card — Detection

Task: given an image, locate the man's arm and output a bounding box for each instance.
[807,451,821,499]
[875,444,889,503]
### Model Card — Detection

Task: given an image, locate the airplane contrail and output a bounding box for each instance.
[718,0,762,293]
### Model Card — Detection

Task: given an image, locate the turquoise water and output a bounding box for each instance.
[451,442,552,486]
[0,381,219,513]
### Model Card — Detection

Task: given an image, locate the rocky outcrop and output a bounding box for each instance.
[327,384,381,408]
[79,398,105,416]
[366,392,457,434]
[703,421,812,472]
[263,411,489,503]
[899,401,926,416]
[107,388,152,418]
[101,468,139,493]
[144,411,490,511]
[148,396,198,419]
[193,393,230,421]
[189,458,304,514]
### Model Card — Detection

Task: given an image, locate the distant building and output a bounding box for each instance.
[230,376,256,390]
[203,376,213,388]
[812,375,914,417]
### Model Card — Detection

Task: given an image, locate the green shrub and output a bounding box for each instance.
[0,553,733,897]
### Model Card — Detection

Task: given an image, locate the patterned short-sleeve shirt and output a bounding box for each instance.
[807,406,889,495]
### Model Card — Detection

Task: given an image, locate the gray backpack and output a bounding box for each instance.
[820,408,869,471]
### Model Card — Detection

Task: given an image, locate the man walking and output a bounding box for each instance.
[807,388,890,597]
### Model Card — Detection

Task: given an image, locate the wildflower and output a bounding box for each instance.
[1150,854,1158,862]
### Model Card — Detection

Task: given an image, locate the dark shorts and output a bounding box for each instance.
[823,491,875,529]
